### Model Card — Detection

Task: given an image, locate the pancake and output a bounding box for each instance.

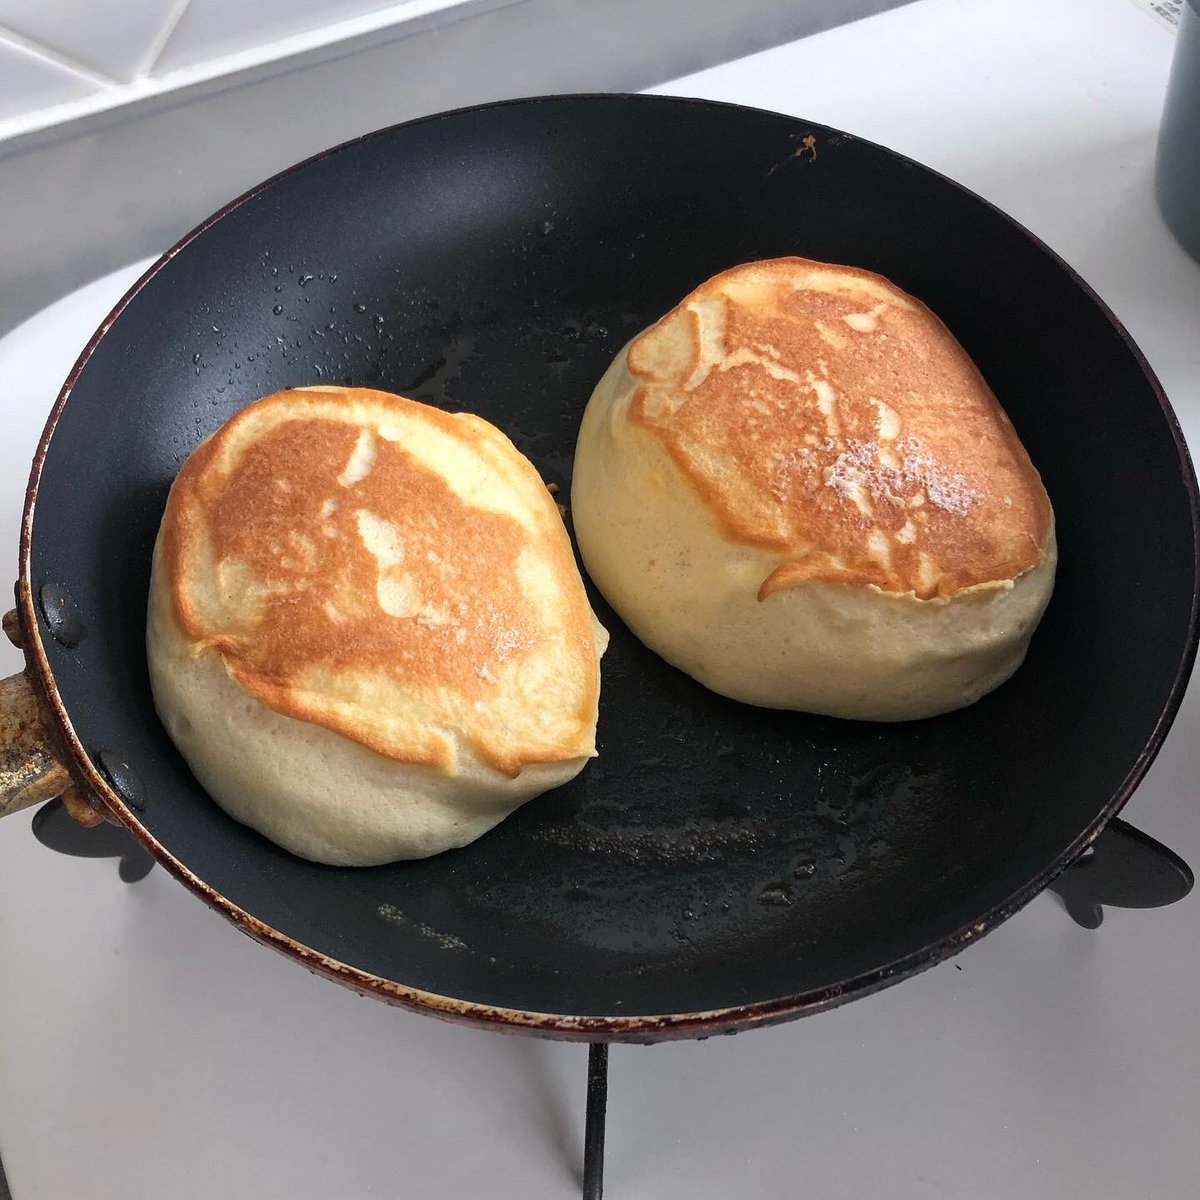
[571,257,1055,720]
[148,385,607,865]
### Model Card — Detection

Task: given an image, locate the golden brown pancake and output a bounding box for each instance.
[627,257,1051,601]
[149,386,607,864]
[571,257,1055,720]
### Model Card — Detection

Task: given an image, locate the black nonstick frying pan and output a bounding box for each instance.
[1,94,1197,1042]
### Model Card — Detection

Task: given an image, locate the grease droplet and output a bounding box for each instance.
[757,882,793,907]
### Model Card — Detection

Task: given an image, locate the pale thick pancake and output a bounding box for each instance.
[148,386,607,865]
[571,257,1055,720]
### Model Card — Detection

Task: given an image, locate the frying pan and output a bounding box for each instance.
[1,94,1196,1042]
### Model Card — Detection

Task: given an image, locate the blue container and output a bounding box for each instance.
[1157,0,1200,261]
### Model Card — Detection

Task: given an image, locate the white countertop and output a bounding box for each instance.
[2,0,1198,1197]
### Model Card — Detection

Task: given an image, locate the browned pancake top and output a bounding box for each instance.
[162,387,601,775]
[627,257,1052,600]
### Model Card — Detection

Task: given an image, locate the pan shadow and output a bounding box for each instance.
[497,1038,584,1190]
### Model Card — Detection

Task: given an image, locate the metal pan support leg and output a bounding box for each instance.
[583,1042,609,1200]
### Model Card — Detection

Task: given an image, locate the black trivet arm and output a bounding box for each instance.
[1047,817,1193,929]
[32,797,154,882]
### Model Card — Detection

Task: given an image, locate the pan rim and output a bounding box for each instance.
[17,92,1200,1041]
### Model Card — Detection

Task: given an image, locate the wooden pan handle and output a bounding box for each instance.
[1,609,104,826]
[0,670,72,819]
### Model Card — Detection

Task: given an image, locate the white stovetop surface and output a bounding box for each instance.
[2,1,1198,1197]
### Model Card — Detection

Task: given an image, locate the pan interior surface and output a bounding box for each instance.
[28,96,1197,1022]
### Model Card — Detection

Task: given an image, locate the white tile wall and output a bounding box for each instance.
[1,0,186,82]
[0,0,459,140]
[0,34,98,121]
[153,0,418,75]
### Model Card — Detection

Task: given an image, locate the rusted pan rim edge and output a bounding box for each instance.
[15,94,1200,1041]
